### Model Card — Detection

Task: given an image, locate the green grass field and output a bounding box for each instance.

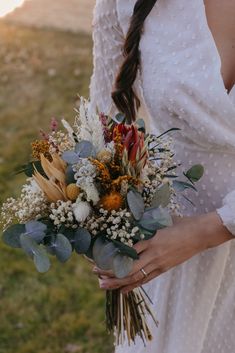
[0,22,113,353]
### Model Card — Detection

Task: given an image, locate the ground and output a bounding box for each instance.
[4,0,95,33]
[0,22,113,353]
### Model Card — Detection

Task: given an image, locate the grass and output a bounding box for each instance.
[0,22,113,353]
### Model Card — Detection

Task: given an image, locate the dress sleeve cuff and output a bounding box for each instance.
[216,190,235,236]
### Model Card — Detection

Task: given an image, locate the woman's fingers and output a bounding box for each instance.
[98,262,156,290]
[121,269,162,294]
[93,266,115,278]
[133,239,151,254]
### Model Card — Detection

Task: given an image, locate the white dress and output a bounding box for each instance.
[89,1,235,352]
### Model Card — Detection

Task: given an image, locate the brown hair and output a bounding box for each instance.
[112,0,158,124]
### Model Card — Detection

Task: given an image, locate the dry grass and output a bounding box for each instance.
[0,22,113,353]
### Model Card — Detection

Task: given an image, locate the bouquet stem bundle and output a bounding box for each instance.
[106,288,158,346]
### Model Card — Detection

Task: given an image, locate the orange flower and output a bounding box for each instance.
[100,192,123,211]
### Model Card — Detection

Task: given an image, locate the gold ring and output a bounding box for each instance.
[140,268,148,278]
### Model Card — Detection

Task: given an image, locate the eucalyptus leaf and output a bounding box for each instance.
[139,207,173,231]
[25,220,47,243]
[151,183,171,208]
[113,254,133,279]
[62,150,80,164]
[185,164,204,183]
[127,189,145,220]
[93,237,118,270]
[136,226,155,240]
[3,224,25,248]
[75,140,95,158]
[33,247,51,273]
[173,180,197,192]
[113,113,125,124]
[74,228,91,254]
[20,234,40,258]
[52,234,72,262]
[136,118,146,132]
[112,240,139,260]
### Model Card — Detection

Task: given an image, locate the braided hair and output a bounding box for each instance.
[112,0,158,123]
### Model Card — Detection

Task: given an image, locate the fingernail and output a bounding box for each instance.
[99,280,107,289]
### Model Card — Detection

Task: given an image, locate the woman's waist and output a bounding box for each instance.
[173,143,235,215]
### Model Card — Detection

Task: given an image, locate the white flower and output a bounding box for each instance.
[61,119,75,141]
[75,97,105,153]
[72,201,91,222]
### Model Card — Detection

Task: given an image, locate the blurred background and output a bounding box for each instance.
[0,1,113,352]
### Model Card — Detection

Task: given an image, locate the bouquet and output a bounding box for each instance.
[1,98,204,345]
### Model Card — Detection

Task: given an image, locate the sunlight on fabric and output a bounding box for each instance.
[0,0,26,17]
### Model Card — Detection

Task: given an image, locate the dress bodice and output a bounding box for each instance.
[90,0,235,220]
[117,0,235,151]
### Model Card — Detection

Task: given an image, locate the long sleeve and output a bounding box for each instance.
[217,192,235,235]
[89,0,125,116]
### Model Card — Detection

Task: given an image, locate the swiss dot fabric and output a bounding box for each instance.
[90,1,235,352]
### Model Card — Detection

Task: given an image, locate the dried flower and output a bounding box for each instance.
[66,183,80,201]
[31,140,50,160]
[100,192,123,212]
[72,201,91,222]
[33,153,68,202]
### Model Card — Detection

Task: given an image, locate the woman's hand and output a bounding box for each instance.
[93,212,233,294]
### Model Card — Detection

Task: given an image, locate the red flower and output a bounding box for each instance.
[123,125,147,166]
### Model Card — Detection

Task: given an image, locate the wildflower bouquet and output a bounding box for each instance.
[1,98,203,345]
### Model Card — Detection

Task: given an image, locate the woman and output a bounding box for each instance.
[90,0,235,352]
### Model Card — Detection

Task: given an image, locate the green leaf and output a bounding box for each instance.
[3,224,25,248]
[33,247,51,273]
[53,234,72,262]
[20,234,39,258]
[151,183,171,208]
[156,128,181,139]
[173,180,197,192]
[25,221,47,243]
[112,254,133,279]
[16,161,46,178]
[112,240,139,260]
[139,207,173,231]
[113,113,125,124]
[93,237,118,271]
[185,164,204,183]
[20,234,51,272]
[75,140,96,158]
[65,165,76,184]
[136,118,146,133]
[127,190,145,221]
[136,226,155,240]
[74,228,92,254]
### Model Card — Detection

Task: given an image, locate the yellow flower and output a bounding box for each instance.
[66,183,80,201]
[31,140,50,160]
[33,153,68,203]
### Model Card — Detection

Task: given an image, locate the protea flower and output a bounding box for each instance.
[122,125,148,175]
[33,153,68,203]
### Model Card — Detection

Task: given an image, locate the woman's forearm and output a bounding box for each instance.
[196,212,234,250]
